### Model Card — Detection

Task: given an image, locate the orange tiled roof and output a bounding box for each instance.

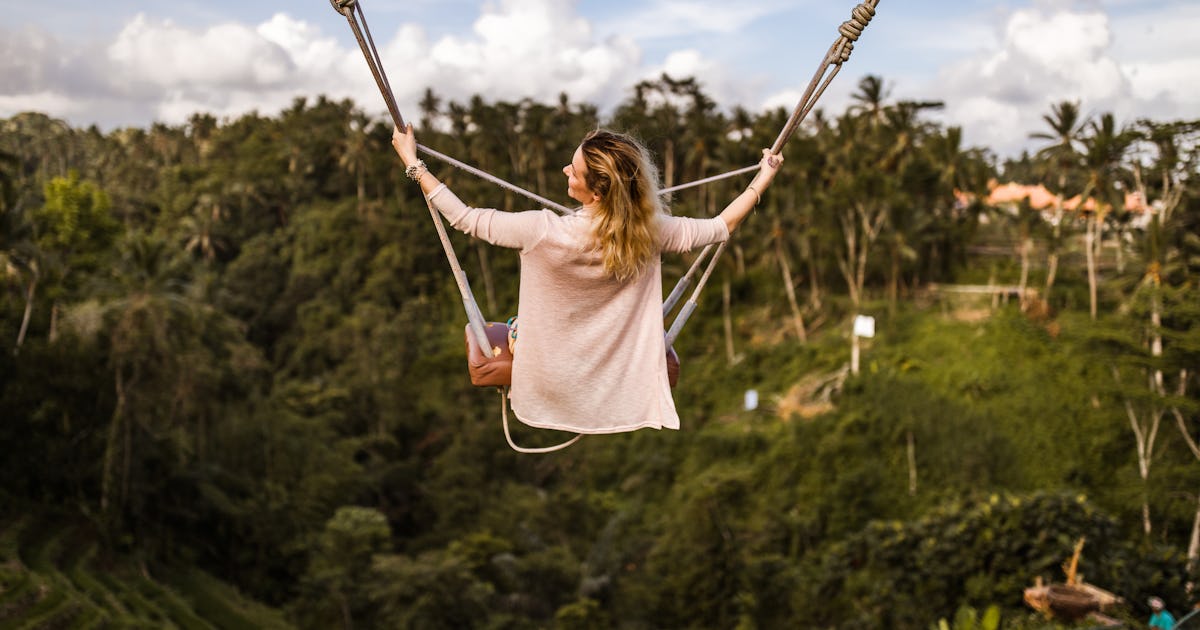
[984,182,1149,213]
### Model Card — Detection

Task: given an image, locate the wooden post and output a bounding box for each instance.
[851,333,860,374]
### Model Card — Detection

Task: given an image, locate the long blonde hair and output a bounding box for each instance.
[579,129,666,281]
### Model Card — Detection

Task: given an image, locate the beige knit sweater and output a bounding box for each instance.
[427,184,729,434]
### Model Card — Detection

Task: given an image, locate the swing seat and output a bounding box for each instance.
[465,322,516,387]
[465,323,680,388]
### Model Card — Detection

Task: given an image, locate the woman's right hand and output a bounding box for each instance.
[752,149,784,190]
[391,123,419,167]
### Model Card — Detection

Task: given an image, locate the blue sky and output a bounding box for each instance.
[2,0,1198,156]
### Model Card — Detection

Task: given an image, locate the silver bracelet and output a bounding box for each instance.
[405,160,428,182]
[746,185,761,206]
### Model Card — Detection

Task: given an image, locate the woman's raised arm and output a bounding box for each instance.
[719,149,784,234]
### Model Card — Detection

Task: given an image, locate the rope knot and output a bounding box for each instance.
[835,2,877,62]
[329,0,357,16]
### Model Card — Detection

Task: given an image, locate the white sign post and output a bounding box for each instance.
[851,315,876,374]
[744,389,759,411]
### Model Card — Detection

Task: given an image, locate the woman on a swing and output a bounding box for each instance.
[392,124,782,435]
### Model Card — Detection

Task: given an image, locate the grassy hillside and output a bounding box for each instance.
[0,516,291,630]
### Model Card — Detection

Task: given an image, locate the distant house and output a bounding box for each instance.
[977,181,1151,228]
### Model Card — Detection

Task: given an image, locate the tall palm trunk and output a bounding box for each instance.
[722,277,735,365]
[1085,215,1099,319]
[888,243,900,315]
[906,430,917,496]
[14,274,36,353]
[1115,285,1166,537]
[49,301,59,343]
[773,223,807,343]
[356,168,366,217]
[663,140,675,188]
[1189,494,1200,586]
[1117,367,1160,537]
[1044,175,1067,300]
[1044,208,1062,300]
[1044,226,1060,299]
[1017,235,1031,309]
[102,368,128,513]
[1171,371,1199,581]
[837,202,886,308]
[805,231,822,310]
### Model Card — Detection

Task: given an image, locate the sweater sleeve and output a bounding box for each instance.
[656,214,730,253]
[426,184,550,251]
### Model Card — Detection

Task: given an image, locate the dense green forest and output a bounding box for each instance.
[2,74,1199,629]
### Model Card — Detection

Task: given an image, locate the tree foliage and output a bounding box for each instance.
[0,77,1197,629]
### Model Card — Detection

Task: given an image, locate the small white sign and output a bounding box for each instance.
[744,389,759,411]
[853,315,876,339]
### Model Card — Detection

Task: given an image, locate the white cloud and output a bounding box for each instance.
[108,15,295,91]
[0,28,56,94]
[0,91,81,117]
[1108,2,1200,64]
[4,0,1196,157]
[929,7,1143,156]
[257,13,344,81]
[0,0,647,129]
[600,0,788,40]
[1108,3,1200,117]
[660,49,709,80]
[1124,58,1200,106]
[410,0,641,110]
[0,0,643,128]
[1005,9,1108,71]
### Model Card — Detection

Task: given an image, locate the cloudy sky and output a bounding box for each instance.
[1,0,1197,157]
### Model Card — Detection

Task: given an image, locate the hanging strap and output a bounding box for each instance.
[666,241,727,347]
[661,0,879,342]
[422,190,493,354]
[498,388,582,453]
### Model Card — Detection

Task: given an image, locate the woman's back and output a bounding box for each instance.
[428,188,728,433]
[516,207,730,433]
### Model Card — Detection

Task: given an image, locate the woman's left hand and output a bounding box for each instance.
[391,124,419,167]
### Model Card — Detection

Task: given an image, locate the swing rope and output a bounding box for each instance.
[330,0,575,216]
[499,388,582,453]
[660,0,878,343]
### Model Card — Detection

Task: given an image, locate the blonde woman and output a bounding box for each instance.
[392,124,782,435]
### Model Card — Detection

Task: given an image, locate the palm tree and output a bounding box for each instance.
[921,126,991,284]
[846,76,944,310]
[1031,101,1086,301]
[0,148,16,211]
[340,110,372,217]
[1077,113,1136,319]
[1119,118,1200,538]
[4,112,76,181]
[850,75,888,127]
[187,112,219,161]
[1,151,42,354]
[418,87,442,131]
[181,190,227,262]
[880,101,939,310]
